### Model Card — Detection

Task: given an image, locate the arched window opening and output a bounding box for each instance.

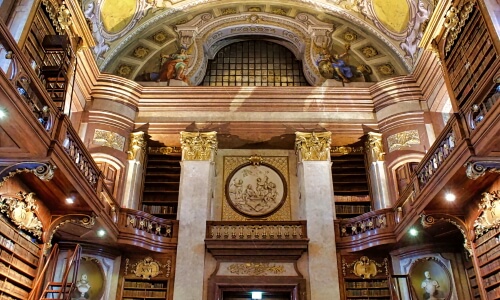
[200,40,309,87]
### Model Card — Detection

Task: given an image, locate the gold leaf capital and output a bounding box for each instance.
[180,131,218,161]
[366,132,385,164]
[295,131,331,161]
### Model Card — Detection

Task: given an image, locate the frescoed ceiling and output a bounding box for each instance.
[81,0,435,85]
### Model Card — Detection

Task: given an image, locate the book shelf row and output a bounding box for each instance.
[0,249,37,277]
[335,204,371,215]
[141,204,177,215]
[0,234,39,266]
[124,281,166,288]
[0,262,33,287]
[345,280,388,289]
[122,290,167,297]
[0,280,29,299]
[335,195,370,202]
[346,289,390,297]
[0,219,40,255]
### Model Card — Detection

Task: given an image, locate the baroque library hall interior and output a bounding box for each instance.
[0,0,499,299]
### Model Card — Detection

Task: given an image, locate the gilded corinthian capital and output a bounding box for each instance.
[295,131,331,161]
[127,131,146,160]
[366,132,385,164]
[180,131,218,161]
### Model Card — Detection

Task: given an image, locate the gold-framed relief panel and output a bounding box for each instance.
[223,156,291,221]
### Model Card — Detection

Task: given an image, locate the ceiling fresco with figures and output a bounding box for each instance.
[81,0,435,86]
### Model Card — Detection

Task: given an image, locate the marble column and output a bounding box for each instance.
[295,131,340,299]
[173,131,217,300]
[122,132,146,209]
[365,132,391,210]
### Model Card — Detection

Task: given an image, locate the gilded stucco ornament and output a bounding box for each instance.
[295,131,331,161]
[331,146,364,155]
[93,129,126,151]
[180,131,218,161]
[127,132,146,160]
[465,161,500,180]
[444,1,475,55]
[228,262,285,276]
[342,256,388,278]
[366,132,385,164]
[474,191,500,238]
[387,130,420,152]
[0,192,43,238]
[0,162,56,188]
[130,257,170,279]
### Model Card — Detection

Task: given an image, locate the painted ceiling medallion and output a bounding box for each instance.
[361,46,379,58]
[226,162,287,218]
[342,30,359,43]
[377,63,395,76]
[151,31,168,44]
[372,0,410,34]
[116,64,133,77]
[133,46,150,59]
[100,0,137,34]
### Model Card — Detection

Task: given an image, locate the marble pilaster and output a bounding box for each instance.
[366,132,391,210]
[122,132,146,209]
[295,131,340,299]
[173,131,217,300]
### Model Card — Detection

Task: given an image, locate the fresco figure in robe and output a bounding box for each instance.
[158,46,190,82]
[315,45,356,83]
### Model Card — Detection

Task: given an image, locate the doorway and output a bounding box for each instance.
[222,291,291,300]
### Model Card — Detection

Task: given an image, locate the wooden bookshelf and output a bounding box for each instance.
[341,255,390,300]
[0,217,41,300]
[465,260,480,300]
[332,154,371,218]
[121,278,169,300]
[141,152,181,219]
[474,227,500,299]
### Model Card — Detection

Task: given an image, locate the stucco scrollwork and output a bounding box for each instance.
[0,192,43,238]
[444,1,475,56]
[295,131,331,161]
[387,130,420,152]
[93,129,126,151]
[131,257,169,279]
[227,262,285,276]
[342,256,388,278]
[180,131,218,161]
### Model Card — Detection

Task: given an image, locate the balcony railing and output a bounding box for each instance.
[0,19,58,133]
[206,221,307,240]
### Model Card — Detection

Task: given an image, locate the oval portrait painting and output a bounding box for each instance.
[225,163,287,218]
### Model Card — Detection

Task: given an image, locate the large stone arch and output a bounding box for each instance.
[174,12,334,86]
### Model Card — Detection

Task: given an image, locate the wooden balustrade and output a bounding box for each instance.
[206,221,307,240]
[0,19,58,133]
[466,87,499,132]
[117,208,178,252]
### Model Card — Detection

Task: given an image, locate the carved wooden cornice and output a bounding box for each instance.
[465,160,500,180]
[0,162,56,187]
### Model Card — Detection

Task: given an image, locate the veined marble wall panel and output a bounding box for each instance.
[214,150,298,221]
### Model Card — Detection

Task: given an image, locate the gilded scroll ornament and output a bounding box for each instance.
[465,161,500,180]
[127,132,146,160]
[366,132,385,164]
[342,256,388,278]
[421,214,472,256]
[131,257,167,279]
[387,130,420,152]
[0,162,56,188]
[180,131,218,161]
[444,2,475,55]
[0,192,43,237]
[57,2,72,30]
[295,131,331,161]
[474,191,500,237]
[228,262,285,276]
[93,129,126,151]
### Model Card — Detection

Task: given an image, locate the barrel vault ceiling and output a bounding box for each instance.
[82,0,436,85]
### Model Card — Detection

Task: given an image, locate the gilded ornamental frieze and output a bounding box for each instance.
[93,129,126,151]
[227,262,285,276]
[387,130,420,152]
